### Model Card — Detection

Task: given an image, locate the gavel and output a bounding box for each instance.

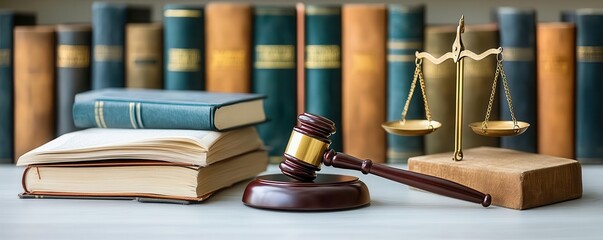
[279,113,492,207]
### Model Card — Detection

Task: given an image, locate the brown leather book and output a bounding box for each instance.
[14,26,56,160]
[296,3,305,115]
[537,23,575,159]
[342,4,386,163]
[126,23,163,89]
[205,3,252,93]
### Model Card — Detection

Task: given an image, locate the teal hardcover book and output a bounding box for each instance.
[386,4,425,163]
[0,11,36,163]
[252,6,297,158]
[163,5,204,90]
[73,88,266,131]
[304,5,342,151]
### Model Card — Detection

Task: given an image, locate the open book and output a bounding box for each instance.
[17,127,263,166]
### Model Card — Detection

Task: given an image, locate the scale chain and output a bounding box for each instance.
[400,59,433,123]
[482,53,519,132]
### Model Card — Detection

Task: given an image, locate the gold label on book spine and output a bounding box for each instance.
[0,49,9,66]
[167,48,200,71]
[210,49,246,70]
[352,53,376,72]
[502,47,534,61]
[388,40,422,50]
[305,45,340,69]
[94,45,122,62]
[305,6,340,15]
[164,9,202,18]
[57,45,90,68]
[255,45,295,69]
[577,46,603,62]
[541,57,571,73]
[255,8,295,16]
[387,54,415,62]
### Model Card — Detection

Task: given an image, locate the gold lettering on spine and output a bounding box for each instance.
[167,48,200,71]
[577,46,603,62]
[255,45,295,69]
[164,9,201,18]
[0,49,9,66]
[210,50,246,70]
[57,45,90,68]
[352,53,376,72]
[94,45,122,61]
[305,45,340,68]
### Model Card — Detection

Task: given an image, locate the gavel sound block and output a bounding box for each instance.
[242,113,491,211]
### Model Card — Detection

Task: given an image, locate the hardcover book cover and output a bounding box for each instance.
[252,6,297,159]
[126,23,162,89]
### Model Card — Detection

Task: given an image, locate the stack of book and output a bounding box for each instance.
[16,89,269,203]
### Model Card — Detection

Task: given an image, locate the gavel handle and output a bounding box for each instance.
[323,149,492,207]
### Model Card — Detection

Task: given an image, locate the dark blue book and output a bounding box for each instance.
[496,7,537,153]
[304,5,342,151]
[386,4,425,163]
[575,9,603,162]
[252,6,297,158]
[163,5,204,90]
[73,88,266,131]
[92,2,151,89]
[0,11,35,163]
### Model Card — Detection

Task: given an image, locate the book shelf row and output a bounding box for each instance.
[1,3,602,164]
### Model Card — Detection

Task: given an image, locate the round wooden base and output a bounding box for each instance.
[242,174,371,211]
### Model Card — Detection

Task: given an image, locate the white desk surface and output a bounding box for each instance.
[1,164,602,240]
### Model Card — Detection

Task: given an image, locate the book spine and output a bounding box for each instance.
[72,100,216,130]
[206,3,252,93]
[342,5,386,163]
[14,26,56,159]
[296,3,305,116]
[386,5,425,163]
[537,23,575,159]
[575,11,603,162]
[126,23,162,89]
[304,5,342,151]
[497,8,537,153]
[92,3,150,89]
[163,6,204,90]
[252,6,297,158]
[56,24,92,136]
[0,12,35,162]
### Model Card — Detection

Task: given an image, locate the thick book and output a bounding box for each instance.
[163,5,204,90]
[296,3,305,116]
[205,3,252,93]
[0,11,35,163]
[304,5,343,151]
[126,23,162,89]
[575,9,603,162]
[17,127,263,166]
[342,4,386,163]
[253,6,297,159]
[56,24,92,136]
[386,4,425,162]
[537,23,575,159]
[496,8,537,153]
[92,2,151,89]
[72,88,266,131]
[14,26,56,160]
[20,150,268,203]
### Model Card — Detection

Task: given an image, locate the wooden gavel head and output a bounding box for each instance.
[279,113,335,182]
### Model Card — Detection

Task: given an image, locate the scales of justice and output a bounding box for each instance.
[382,15,529,161]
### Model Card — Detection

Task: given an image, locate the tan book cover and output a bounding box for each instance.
[14,26,56,160]
[537,23,575,159]
[205,3,252,93]
[342,4,386,163]
[126,23,163,89]
[296,3,305,115]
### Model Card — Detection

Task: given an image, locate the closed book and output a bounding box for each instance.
[163,5,204,90]
[304,5,342,151]
[253,6,297,159]
[342,4,386,163]
[92,2,151,89]
[126,23,162,89]
[56,24,92,136]
[14,26,56,159]
[575,9,603,162]
[537,23,575,159]
[205,3,252,93]
[296,3,305,116]
[72,88,266,131]
[496,8,537,153]
[0,11,35,163]
[386,4,425,162]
